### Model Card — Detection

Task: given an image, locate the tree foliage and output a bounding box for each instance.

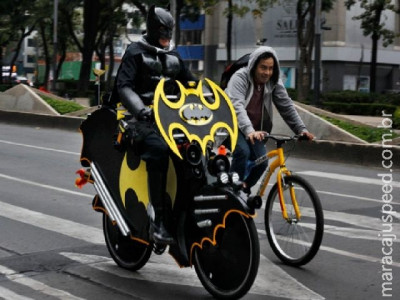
[0,0,38,83]
[344,0,400,92]
[186,0,271,63]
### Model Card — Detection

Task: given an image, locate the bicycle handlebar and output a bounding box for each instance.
[262,133,313,143]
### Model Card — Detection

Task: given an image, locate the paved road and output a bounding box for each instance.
[0,123,399,299]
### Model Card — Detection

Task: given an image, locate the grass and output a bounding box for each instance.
[40,95,85,115]
[320,115,399,143]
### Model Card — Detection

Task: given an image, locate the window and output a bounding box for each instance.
[180,30,202,45]
[27,38,36,47]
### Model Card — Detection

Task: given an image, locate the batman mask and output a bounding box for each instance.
[146,6,174,48]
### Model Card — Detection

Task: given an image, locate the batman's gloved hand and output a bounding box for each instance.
[138,107,153,122]
[125,107,155,146]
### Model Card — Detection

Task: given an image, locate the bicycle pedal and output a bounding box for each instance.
[153,244,167,255]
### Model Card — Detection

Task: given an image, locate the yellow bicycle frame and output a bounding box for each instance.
[256,147,301,221]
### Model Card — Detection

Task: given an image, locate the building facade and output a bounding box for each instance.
[202,0,400,93]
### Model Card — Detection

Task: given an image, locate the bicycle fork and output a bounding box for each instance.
[256,148,302,222]
[277,168,301,222]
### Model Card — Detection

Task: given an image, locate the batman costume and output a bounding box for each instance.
[111,6,196,244]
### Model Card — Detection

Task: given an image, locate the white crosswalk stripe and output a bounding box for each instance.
[0,199,324,298]
[59,252,324,299]
[0,286,33,300]
[0,265,85,299]
[297,171,400,188]
[1,165,399,299]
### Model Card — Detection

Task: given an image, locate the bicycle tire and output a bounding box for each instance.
[103,213,152,271]
[264,175,324,266]
[193,213,260,299]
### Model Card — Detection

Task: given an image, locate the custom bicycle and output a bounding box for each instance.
[247,133,324,266]
[77,79,261,299]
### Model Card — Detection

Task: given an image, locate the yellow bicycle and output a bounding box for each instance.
[247,134,324,266]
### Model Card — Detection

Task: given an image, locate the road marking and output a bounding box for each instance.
[0,201,104,245]
[297,171,400,188]
[2,171,399,257]
[0,199,324,299]
[0,265,84,300]
[0,286,33,300]
[0,139,79,156]
[0,173,92,198]
[258,229,400,268]
[256,182,399,206]
[281,221,399,243]
[60,252,324,299]
[316,190,400,205]
[267,203,400,234]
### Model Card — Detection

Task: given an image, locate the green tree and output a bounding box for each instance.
[0,0,38,82]
[344,0,400,93]
[0,1,14,83]
[186,0,270,64]
[295,0,334,102]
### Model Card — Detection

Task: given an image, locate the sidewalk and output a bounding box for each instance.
[294,102,400,145]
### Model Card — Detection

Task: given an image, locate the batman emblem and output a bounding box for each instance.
[154,78,238,159]
[180,102,213,125]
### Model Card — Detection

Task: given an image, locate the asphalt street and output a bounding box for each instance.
[0,123,399,299]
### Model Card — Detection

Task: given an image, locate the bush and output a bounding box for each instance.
[380,92,400,106]
[321,90,376,103]
[320,116,399,142]
[322,102,397,116]
[286,88,297,100]
[393,107,400,129]
[40,95,84,114]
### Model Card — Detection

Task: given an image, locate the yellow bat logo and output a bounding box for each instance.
[154,78,238,159]
[119,153,177,209]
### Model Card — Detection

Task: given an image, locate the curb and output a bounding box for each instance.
[1,109,399,168]
[0,109,83,132]
[282,139,399,169]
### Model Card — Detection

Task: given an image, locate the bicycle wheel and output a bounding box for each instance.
[193,213,260,299]
[265,175,324,266]
[103,213,152,271]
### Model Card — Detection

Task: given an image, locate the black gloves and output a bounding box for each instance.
[138,107,153,122]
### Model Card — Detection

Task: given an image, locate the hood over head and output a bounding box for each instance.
[247,46,280,86]
[145,5,174,48]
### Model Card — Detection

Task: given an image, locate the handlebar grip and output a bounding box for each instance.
[297,134,310,141]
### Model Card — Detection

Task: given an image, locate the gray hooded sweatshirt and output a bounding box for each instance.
[225,46,307,137]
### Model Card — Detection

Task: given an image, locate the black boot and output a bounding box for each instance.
[148,171,174,244]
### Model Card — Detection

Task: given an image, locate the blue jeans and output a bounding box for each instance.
[231,132,268,189]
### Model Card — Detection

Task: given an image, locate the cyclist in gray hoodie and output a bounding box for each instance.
[225,46,314,194]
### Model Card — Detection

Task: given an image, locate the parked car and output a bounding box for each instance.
[12,76,33,87]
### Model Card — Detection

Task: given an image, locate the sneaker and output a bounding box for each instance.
[151,221,175,245]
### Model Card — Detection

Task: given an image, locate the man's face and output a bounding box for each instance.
[254,57,274,85]
[158,25,172,48]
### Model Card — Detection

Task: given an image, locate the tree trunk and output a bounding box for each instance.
[78,0,101,94]
[370,34,378,93]
[56,44,66,82]
[8,30,26,81]
[296,1,315,103]
[39,22,51,89]
[226,0,233,64]
[106,35,114,92]
[370,7,383,93]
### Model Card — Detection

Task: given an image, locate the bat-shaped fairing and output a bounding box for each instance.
[153,79,238,158]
